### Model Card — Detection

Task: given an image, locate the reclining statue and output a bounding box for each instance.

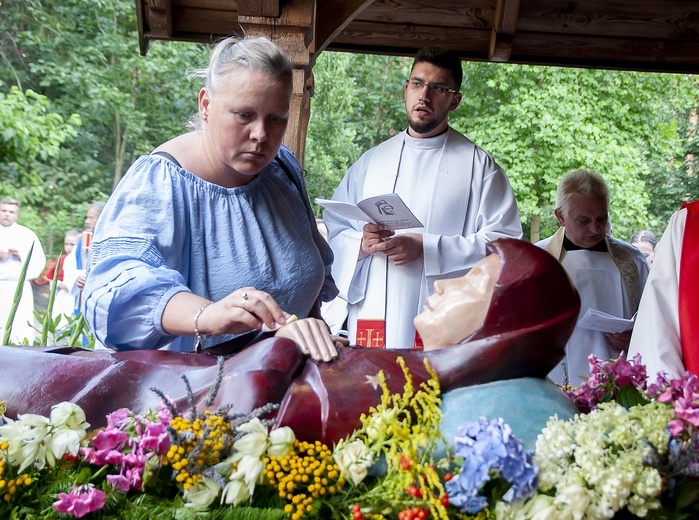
[0,239,580,446]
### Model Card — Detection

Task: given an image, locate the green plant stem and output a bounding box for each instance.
[3,242,34,345]
[41,257,61,346]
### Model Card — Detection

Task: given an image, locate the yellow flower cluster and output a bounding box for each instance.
[354,358,452,520]
[0,440,32,502]
[163,411,232,490]
[264,439,345,520]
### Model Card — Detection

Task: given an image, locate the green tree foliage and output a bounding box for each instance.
[450,63,696,241]
[305,52,409,215]
[1,0,208,254]
[0,86,80,165]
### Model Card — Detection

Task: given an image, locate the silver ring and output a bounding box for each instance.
[241,292,248,301]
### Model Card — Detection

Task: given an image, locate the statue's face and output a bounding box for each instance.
[414,253,501,350]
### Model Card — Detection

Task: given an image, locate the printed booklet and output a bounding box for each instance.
[315,193,423,230]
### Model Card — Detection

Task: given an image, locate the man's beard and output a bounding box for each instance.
[407,112,446,135]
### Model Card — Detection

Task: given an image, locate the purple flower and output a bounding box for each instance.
[53,484,106,518]
[446,417,538,514]
[106,474,131,492]
[566,354,649,412]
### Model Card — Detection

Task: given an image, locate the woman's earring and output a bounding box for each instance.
[202,113,208,122]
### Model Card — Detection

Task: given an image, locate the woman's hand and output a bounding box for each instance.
[200,287,290,336]
[163,287,291,338]
[275,318,339,362]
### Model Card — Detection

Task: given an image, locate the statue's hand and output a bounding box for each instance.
[275,318,338,362]
[331,335,349,349]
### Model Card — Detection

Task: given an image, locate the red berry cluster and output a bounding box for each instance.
[397,506,429,520]
[351,503,363,520]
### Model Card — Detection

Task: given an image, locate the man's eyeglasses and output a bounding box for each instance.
[405,78,458,95]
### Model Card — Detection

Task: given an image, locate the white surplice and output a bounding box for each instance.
[0,223,46,344]
[628,208,686,380]
[538,228,649,386]
[325,128,522,349]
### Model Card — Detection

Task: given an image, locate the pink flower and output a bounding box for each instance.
[80,446,125,466]
[106,474,131,492]
[53,484,106,518]
[91,429,128,451]
[106,408,130,429]
[124,466,144,491]
[140,421,170,453]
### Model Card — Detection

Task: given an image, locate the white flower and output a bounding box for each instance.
[230,454,264,494]
[221,478,250,506]
[268,426,295,458]
[234,418,269,459]
[17,440,48,473]
[333,439,373,485]
[50,402,89,431]
[183,475,221,509]
[0,414,52,472]
[554,474,591,519]
[364,409,396,442]
[50,427,85,460]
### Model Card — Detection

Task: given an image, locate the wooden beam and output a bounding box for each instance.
[238,0,280,19]
[135,0,150,56]
[313,0,376,55]
[145,0,173,39]
[489,0,520,62]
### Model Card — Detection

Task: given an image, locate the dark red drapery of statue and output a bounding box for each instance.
[0,239,580,446]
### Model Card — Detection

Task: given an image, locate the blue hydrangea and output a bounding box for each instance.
[445,417,538,514]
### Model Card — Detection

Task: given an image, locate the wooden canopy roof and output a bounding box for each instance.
[137,0,699,74]
[135,0,699,158]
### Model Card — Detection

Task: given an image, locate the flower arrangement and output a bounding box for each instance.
[1,354,699,519]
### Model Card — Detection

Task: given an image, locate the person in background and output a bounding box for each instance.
[62,201,106,317]
[630,229,657,264]
[325,46,522,350]
[628,202,699,379]
[82,37,339,359]
[43,229,80,325]
[0,196,47,344]
[536,168,649,386]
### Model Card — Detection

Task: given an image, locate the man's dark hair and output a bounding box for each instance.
[411,47,463,90]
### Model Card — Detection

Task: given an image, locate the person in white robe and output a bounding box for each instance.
[536,169,649,386]
[628,202,699,380]
[325,47,522,350]
[0,197,46,344]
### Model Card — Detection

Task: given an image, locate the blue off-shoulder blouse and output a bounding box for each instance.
[83,146,336,352]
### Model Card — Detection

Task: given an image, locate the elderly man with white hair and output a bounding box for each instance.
[537,169,649,386]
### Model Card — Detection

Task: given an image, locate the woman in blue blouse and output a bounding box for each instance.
[83,37,339,360]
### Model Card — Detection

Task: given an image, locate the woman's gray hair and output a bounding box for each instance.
[187,36,293,130]
[630,229,657,248]
[89,201,107,216]
[555,168,610,218]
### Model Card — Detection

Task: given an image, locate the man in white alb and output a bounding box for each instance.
[0,196,46,344]
[324,47,522,350]
[537,169,649,386]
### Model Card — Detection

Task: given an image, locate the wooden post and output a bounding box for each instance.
[238,0,315,164]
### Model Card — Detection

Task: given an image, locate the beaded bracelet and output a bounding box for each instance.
[194,301,213,344]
